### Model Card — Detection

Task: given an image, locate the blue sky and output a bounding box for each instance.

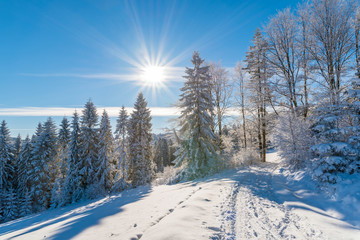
[0,0,301,137]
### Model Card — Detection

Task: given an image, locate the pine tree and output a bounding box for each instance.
[58,117,70,180]
[34,122,43,139]
[96,110,114,193]
[12,134,22,190]
[128,93,153,186]
[16,136,32,199]
[50,117,71,208]
[64,111,83,203]
[30,118,58,210]
[80,100,99,196]
[175,51,220,180]
[0,121,15,222]
[112,106,129,192]
[168,139,176,166]
[16,136,33,216]
[2,188,18,221]
[153,138,169,172]
[19,190,32,217]
[0,120,15,192]
[13,134,22,161]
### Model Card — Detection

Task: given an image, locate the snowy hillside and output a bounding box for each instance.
[1,152,359,240]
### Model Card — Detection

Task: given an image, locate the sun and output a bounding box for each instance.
[141,65,165,85]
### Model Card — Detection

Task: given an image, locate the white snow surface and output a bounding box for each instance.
[1,151,360,240]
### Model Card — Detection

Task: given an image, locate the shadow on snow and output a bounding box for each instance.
[0,186,151,240]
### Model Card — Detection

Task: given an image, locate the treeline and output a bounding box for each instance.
[0,93,175,222]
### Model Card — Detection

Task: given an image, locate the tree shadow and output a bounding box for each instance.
[231,165,360,230]
[176,163,360,230]
[0,186,151,240]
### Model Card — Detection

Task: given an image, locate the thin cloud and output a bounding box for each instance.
[20,73,139,82]
[20,68,186,83]
[0,107,181,117]
[0,106,240,117]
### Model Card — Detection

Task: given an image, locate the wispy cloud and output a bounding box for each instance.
[20,67,186,83]
[0,107,181,117]
[0,106,240,117]
[20,73,139,82]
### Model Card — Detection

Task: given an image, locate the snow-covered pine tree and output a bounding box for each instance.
[80,100,99,197]
[128,93,153,186]
[310,105,355,183]
[16,136,33,216]
[12,134,22,190]
[153,138,169,172]
[13,134,22,161]
[168,139,176,166]
[2,188,18,222]
[33,122,43,140]
[16,136,32,199]
[0,120,15,192]
[50,117,71,208]
[19,189,32,217]
[64,111,83,204]
[112,106,129,192]
[174,51,220,180]
[95,110,114,194]
[30,118,58,210]
[0,121,15,222]
[58,117,70,180]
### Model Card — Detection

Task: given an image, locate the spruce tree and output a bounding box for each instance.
[80,100,99,196]
[112,106,129,192]
[128,93,153,186]
[0,121,15,222]
[175,51,219,180]
[2,188,18,221]
[58,117,70,180]
[96,110,114,192]
[153,138,169,172]
[16,136,32,199]
[0,120,15,192]
[168,139,176,165]
[30,118,58,210]
[16,136,33,216]
[19,190,32,217]
[12,134,22,190]
[13,134,22,161]
[64,111,83,203]
[50,117,71,208]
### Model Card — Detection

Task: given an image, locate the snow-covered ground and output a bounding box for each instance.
[1,152,360,240]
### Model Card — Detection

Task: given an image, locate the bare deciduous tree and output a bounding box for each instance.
[233,62,248,149]
[266,8,301,114]
[307,0,356,104]
[208,61,232,152]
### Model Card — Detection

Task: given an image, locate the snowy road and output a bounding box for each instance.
[1,152,360,239]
